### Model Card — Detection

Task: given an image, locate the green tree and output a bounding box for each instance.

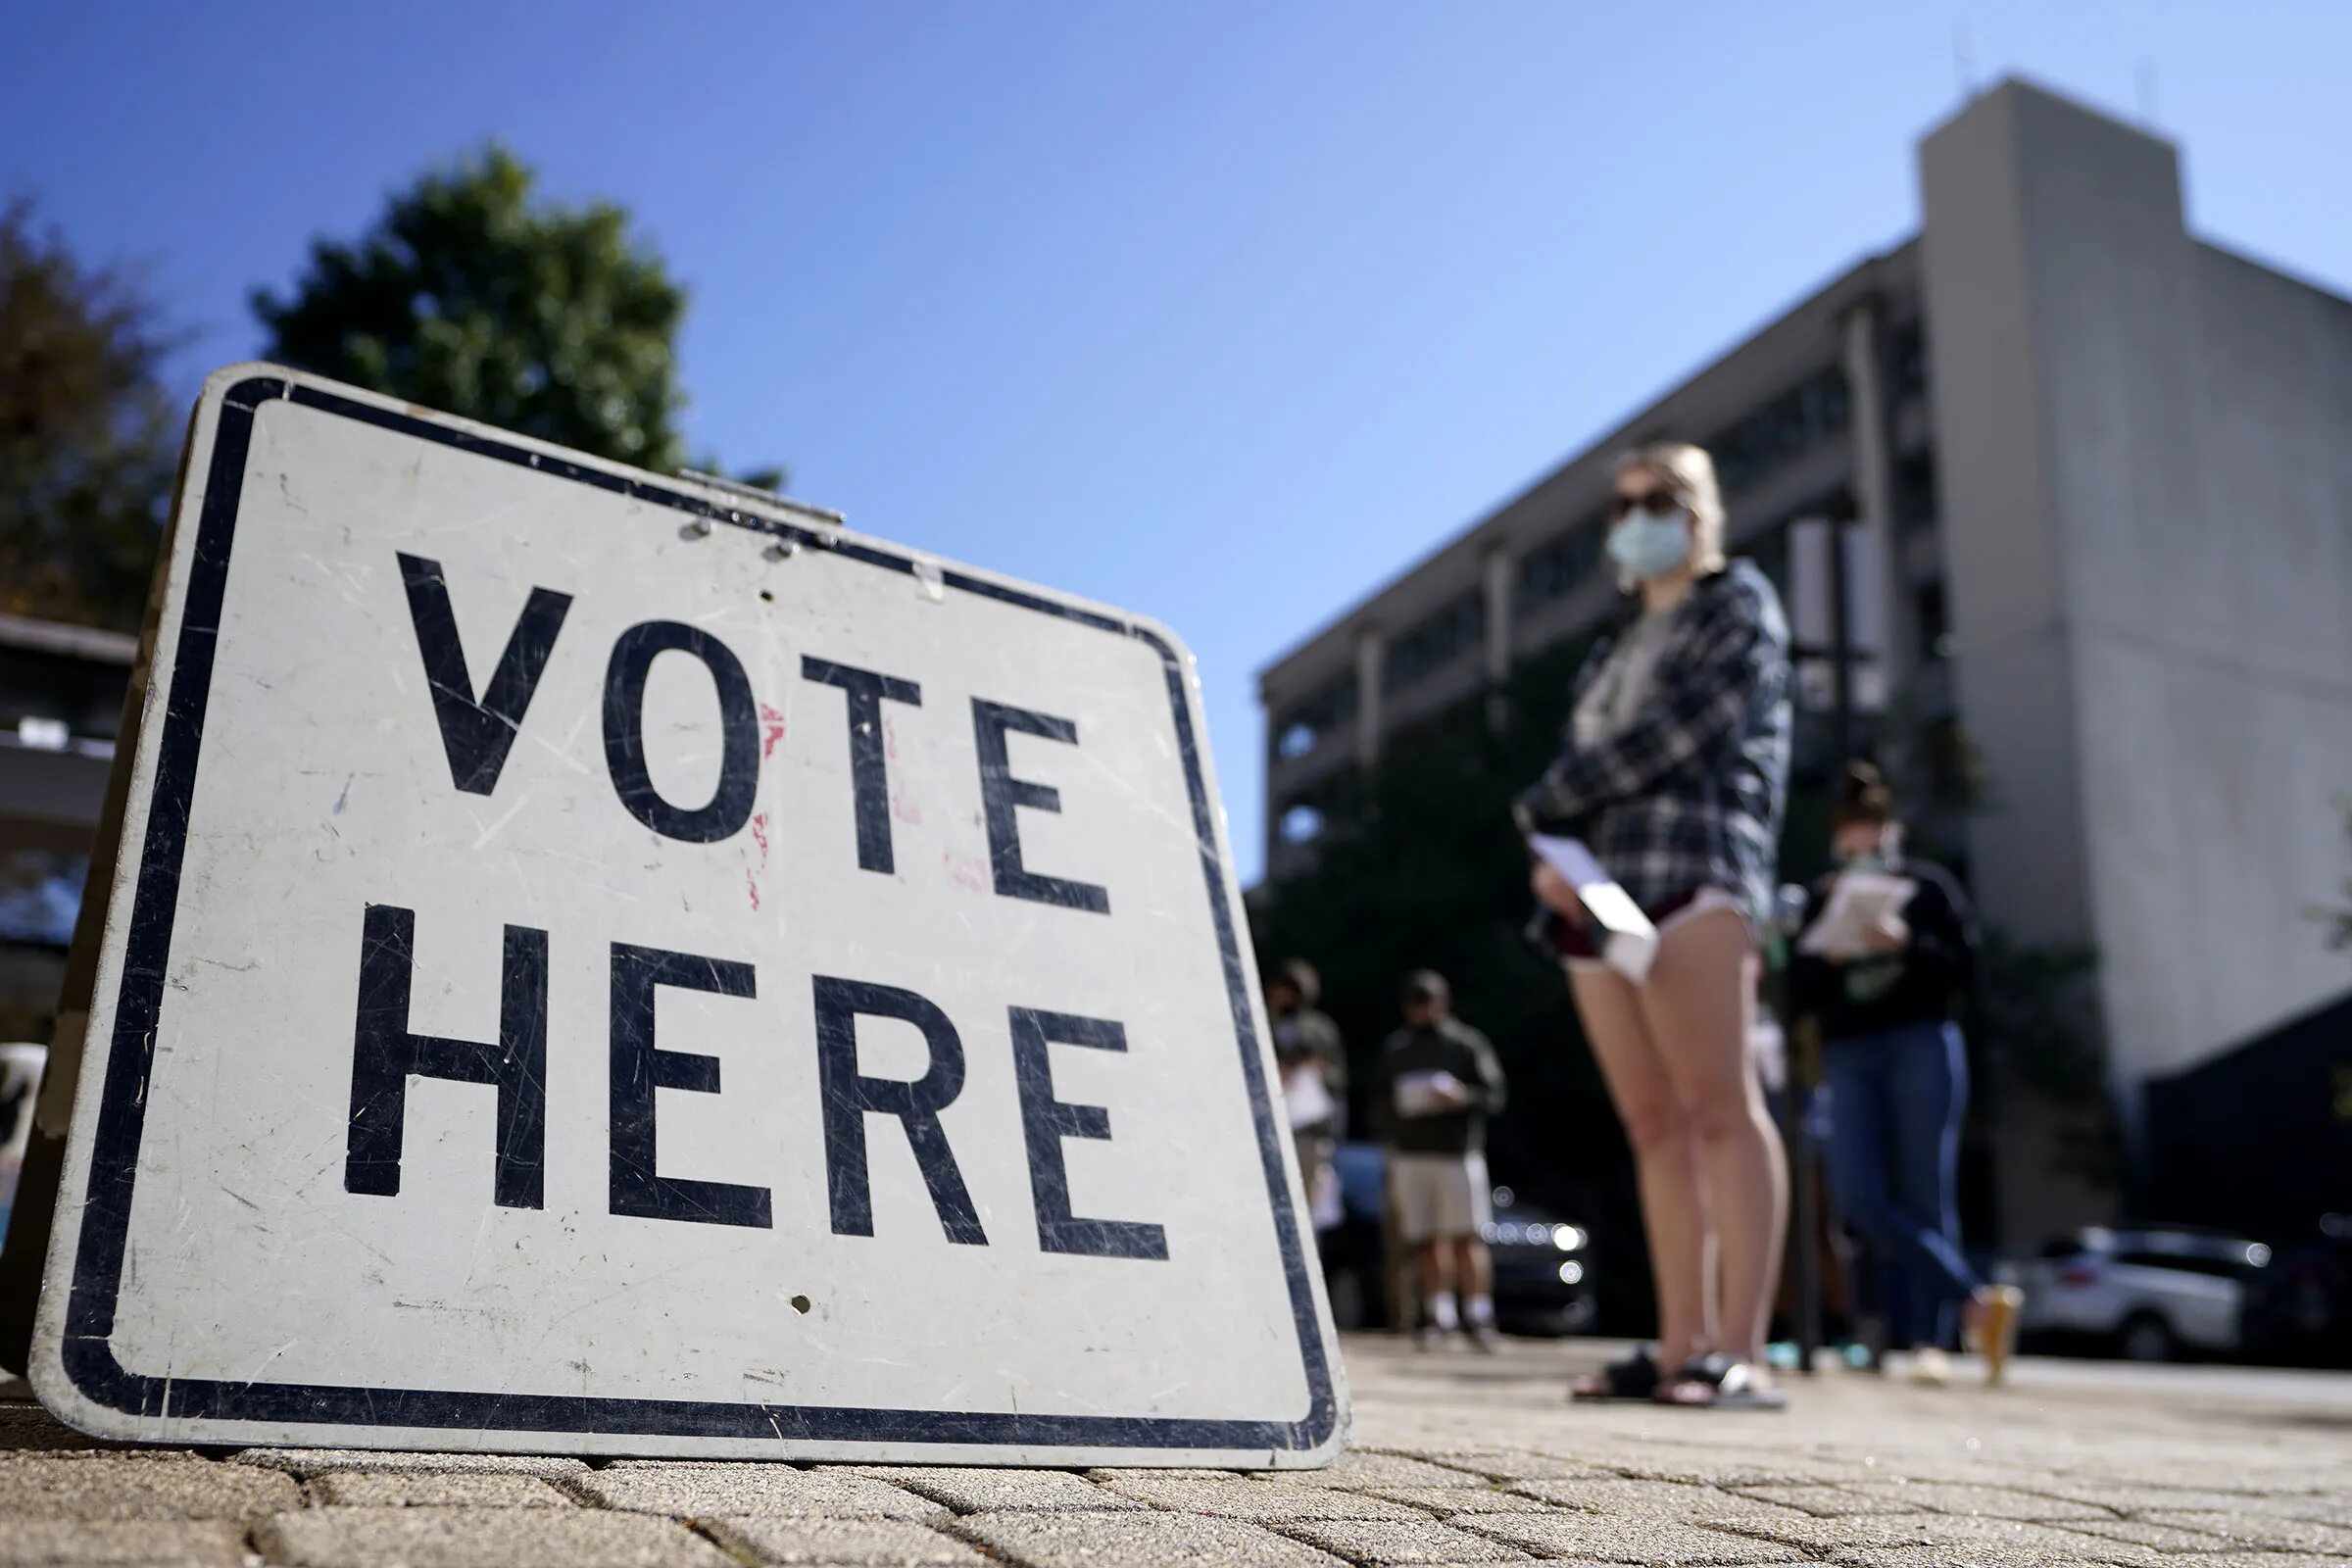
[1249,637,1661,1324]
[0,200,179,631]
[255,147,778,487]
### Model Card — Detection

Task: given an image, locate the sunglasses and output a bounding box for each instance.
[1607,486,1690,522]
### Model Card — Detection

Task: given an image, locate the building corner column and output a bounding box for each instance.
[1352,629,1385,769]
[1482,546,1513,731]
[1841,298,1915,748]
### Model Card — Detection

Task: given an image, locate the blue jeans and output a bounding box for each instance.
[1822,1020,1979,1348]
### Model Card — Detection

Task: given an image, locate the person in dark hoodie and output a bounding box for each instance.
[1375,970,1507,1350]
[1788,761,2021,1385]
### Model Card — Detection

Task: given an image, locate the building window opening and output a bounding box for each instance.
[1382,591,1486,696]
[1514,513,1605,612]
[1272,671,1357,762]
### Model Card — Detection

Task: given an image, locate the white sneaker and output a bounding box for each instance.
[1908,1347,1953,1387]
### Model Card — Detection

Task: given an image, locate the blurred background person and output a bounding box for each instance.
[1518,441,1793,1408]
[1375,970,1507,1351]
[1267,958,1347,1245]
[1788,761,2021,1385]
[1266,957,1348,1138]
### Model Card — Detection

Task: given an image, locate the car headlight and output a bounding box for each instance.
[1551,1225,1585,1251]
[1557,1260,1584,1285]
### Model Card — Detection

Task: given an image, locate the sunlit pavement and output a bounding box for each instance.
[3,1336,2350,1565]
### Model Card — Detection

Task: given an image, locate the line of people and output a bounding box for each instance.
[1272,960,1509,1352]
[1272,438,2021,1407]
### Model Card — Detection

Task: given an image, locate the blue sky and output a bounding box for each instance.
[7,1,2347,881]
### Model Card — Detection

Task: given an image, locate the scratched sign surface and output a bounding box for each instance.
[29,366,1345,1464]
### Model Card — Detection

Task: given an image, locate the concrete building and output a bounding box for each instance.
[1255,79,2352,1242]
[0,612,133,1043]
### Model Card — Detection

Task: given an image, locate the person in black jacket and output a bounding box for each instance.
[1788,762,2020,1383]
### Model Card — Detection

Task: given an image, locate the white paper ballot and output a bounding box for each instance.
[1394,1069,1466,1118]
[1284,1062,1338,1130]
[1798,871,1918,958]
[1529,833,1659,983]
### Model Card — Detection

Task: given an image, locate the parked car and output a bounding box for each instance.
[1482,1183,1599,1337]
[2240,1214,2352,1367]
[1319,1142,1593,1335]
[2011,1227,2270,1360]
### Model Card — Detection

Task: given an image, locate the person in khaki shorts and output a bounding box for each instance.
[1376,971,1507,1350]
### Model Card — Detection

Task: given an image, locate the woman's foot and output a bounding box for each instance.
[1907,1347,1953,1386]
[1963,1286,2025,1385]
[1655,1351,1787,1409]
[1569,1344,1660,1401]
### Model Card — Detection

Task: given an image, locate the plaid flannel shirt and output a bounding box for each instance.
[1514,561,1792,932]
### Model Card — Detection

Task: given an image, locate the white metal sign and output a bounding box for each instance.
[26,366,1344,1463]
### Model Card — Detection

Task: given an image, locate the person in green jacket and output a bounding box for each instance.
[1375,970,1507,1350]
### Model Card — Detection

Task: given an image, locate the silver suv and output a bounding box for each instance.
[2012,1227,2271,1361]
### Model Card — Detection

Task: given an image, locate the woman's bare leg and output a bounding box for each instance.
[1640,910,1785,1367]
[1569,964,1707,1368]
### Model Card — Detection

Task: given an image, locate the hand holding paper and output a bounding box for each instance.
[1394,1069,1469,1118]
[1527,834,1658,983]
[1798,871,1918,960]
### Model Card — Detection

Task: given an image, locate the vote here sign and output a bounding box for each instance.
[25,366,1346,1465]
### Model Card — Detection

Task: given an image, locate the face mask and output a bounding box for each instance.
[1605,508,1692,580]
[1839,825,1902,873]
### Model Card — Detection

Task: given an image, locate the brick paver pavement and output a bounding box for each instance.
[4,1335,2348,1566]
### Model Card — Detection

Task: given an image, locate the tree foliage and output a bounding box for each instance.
[1248,636,1668,1323]
[255,147,776,486]
[1967,931,2115,1187]
[0,200,179,631]
[1249,638,1599,1127]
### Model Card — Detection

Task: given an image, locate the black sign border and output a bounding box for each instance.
[55,374,1339,1455]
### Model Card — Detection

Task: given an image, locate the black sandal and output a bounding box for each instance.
[1656,1351,1787,1410]
[1569,1344,1661,1402]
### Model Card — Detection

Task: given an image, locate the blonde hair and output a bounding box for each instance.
[1615,440,1728,577]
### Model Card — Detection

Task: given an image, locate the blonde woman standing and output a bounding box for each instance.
[1516,442,1793,1408]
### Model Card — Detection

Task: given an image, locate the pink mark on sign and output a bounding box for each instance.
[760,704,786,759]
[944,852,988,893]
[746,870,762,911]
[884,715,900,763]
[751,811,770,863]
[892,791,921,826]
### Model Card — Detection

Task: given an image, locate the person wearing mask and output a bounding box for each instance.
[1375,970,1507,1350]
[1266,959,1348,1135]
[1516,441,1793,1408]
[1266,959,1347,1240]
[1788,762,2022,1385]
